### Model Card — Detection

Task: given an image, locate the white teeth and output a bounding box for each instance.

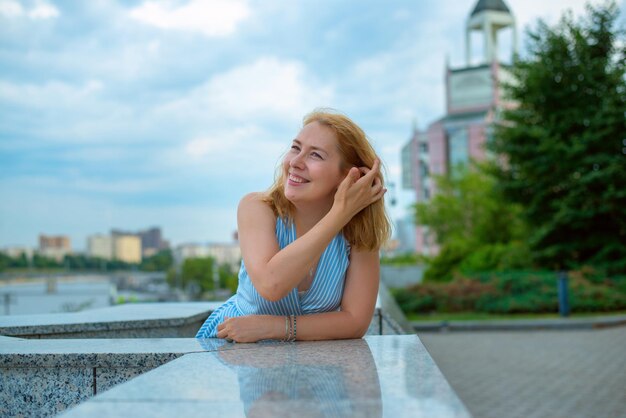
[289,174,307,183]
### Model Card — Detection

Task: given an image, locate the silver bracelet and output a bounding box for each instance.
[281,315,289,342]
[290,314,297,342]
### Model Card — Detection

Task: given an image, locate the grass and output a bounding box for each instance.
[407,310,626,322]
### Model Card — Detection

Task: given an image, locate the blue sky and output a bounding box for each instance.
[1,0,623,251]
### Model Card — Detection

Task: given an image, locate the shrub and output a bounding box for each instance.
[394,269,626,315]
[422,240,470,283]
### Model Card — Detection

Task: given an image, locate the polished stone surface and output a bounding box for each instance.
[0,335,22,341]
[0,338,262,418]
[2,288,468,417]
[0,302,220,337]
[62,336,471,417]
[0,337,255,367]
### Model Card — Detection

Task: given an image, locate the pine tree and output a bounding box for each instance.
[491,2,626,273]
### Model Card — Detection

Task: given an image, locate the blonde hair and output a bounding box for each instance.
[263,109,391,251]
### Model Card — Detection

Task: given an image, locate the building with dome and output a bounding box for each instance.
[401,0,518,255]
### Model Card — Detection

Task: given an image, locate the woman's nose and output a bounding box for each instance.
[290,152,305,168]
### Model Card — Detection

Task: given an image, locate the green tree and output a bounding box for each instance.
[140,249,174,272]
[491,2,626,273]
[32,254,62,269]
[14,253,29,268]
[167,257,238,296]
[0,253,10,272]
[180,257,216,292]
[415,165,530,281]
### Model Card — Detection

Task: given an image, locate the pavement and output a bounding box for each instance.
[418,326,626,418]
[411,314,626,332]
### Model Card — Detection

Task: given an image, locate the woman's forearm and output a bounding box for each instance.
[259,207,350,301]
[217,312,367,343]
[286,311,369,341]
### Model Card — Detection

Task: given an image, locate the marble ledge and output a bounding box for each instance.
[0,337,263,368]
[0,302,220,337]
[61,336,472,418]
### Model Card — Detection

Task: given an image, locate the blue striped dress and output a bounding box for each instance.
[195,217,351,338]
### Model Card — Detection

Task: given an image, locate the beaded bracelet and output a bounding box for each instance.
[290,314,297,342]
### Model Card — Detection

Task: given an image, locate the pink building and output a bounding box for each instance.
[402,0,517,255]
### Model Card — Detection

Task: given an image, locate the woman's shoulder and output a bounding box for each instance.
[239,192,271,210]
[239,191,268,204]
[238,192,276,221]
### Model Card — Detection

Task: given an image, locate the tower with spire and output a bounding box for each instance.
[466,0,517,65]
[401,0,517,255]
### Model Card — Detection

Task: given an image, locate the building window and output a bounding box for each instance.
[448,128,469,169]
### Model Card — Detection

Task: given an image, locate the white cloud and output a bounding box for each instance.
[341,35,448,128]
[0,0,58,19]
[29,0,59,19]
[159,57,334,123]
[184,126,259,159]
[0,0,23,17]
[172,125,284,188]
[129,0,251,37]
[206,57,334,119]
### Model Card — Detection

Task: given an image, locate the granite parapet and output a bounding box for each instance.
[0,302,220,338]
[62,336,471,418]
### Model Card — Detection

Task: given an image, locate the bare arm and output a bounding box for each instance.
[217,248,380,342]
[292,248,380,340]
[239,160,384,302]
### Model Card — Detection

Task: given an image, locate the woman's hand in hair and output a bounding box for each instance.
[332,159,386,222]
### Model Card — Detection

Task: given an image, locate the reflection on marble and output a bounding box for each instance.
[62,336,471,418]
[365,336,470,417]
[220,339,382,417]
[96,367,155,394]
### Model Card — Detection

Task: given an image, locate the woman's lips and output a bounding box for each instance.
[288,173,309,185]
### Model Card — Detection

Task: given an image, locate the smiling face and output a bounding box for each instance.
[282,121,347,208]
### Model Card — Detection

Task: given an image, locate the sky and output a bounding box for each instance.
[1,0,624,251]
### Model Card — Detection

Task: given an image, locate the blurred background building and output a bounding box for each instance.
[112,227,170,258]
[87,234,113,260]
[38,234,71,262]
[86,227,170,263]
[402,0,517,255]
[173,242,241,271]
[111,235,142,264]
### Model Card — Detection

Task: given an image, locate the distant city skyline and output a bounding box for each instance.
[1,0,622,250]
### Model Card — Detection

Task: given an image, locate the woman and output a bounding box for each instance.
[195,109,391,342]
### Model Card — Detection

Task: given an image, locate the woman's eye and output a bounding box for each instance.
[290,145,300,151]
[312,152,323,159]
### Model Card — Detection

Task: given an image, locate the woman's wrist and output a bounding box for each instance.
[266,315,286,340]
[327,204,352,230]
